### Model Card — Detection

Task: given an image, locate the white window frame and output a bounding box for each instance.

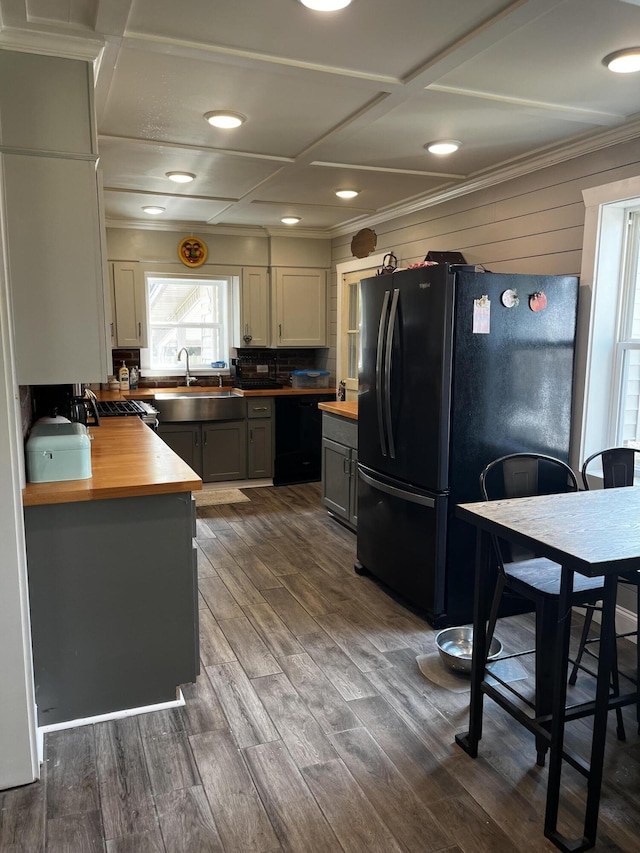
[577,176,640,472]
[610,209,640,447]
[140,269,237,376]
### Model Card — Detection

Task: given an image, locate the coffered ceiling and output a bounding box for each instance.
[2,0,640,236]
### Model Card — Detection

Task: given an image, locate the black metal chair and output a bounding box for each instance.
[480,452,613,765]
[568,447,640,734]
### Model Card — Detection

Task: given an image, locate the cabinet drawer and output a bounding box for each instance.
[247,398,274,419]
[322,413,357,448]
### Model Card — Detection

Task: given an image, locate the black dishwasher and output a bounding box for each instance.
[274,394,335,486]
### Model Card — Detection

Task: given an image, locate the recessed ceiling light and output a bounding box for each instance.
[142,206,165,215]
[425,140,462,155]
[299,0,352,9]
[281,216,301,225]
[603,48,640,73]
[166,171,196,183]
[336,189,359,199]
[204,111,246,128]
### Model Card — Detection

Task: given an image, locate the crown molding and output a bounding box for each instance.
[105,218,331,240]
[264,227,330,239]
[0,27,104,62]
[329,117,640,239]
[105,219,268,237]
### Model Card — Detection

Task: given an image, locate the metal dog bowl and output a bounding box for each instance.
[435,626,503,674]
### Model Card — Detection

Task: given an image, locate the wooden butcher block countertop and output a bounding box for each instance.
[95,386,337,401]
[23,417,202,507]
[318,401,358,420]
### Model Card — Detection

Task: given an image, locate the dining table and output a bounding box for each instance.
[454,486,640,853]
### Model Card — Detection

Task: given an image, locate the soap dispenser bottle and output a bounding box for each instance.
[118,361,130,391]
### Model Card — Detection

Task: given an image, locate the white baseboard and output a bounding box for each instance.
[38,689,185,735]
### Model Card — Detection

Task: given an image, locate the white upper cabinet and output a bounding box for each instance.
[0,52,94,155]
[1,50,107,384]
[233,267,270,348]
[110,262,148,348]
[273,268,327,348]
[4,154,107,385]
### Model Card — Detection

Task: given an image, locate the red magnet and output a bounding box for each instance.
[529,291,547,312]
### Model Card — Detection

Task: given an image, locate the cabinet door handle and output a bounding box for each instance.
[253,406,268,412]
[195,434,199,447]
[250,429,253,443]
[138,322,142,337]
[110,322,114,337]
[279,323,282,339]
[204,433,207,447]
[343,457,350,475]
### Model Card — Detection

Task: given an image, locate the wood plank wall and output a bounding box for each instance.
[325,137,640,382]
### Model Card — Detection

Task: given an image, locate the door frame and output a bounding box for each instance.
[336,253,386,397]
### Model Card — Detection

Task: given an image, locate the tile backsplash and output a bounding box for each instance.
[110,348,329,388]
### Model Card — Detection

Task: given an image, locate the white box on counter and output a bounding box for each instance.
[26,422,92,483]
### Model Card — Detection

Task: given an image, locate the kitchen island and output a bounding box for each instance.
[22,418,202,727]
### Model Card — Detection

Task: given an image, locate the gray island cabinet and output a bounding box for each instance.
[22,419,201,727]
[321,406,358,531]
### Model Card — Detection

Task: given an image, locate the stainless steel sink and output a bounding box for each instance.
[153,391,245,422]
[155,391,241,399]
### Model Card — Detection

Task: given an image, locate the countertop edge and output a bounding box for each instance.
[318,401,358,420]
[95,387,338,401]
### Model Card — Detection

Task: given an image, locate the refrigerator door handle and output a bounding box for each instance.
[384,288,400,458]
[358,467,435,508]
[376,290,391,456]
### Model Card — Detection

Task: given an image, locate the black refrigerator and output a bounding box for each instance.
[356,266,579,627]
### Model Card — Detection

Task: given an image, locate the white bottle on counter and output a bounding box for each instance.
[118,361,130,391]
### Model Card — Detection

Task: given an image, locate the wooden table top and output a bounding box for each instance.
[318,401,358,420]
[23,418,202,507]
[457,487,640,578]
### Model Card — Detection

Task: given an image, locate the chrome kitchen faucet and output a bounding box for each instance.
[177,348,197,385]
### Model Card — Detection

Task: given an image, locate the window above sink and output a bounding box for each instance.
[141,273,234,375]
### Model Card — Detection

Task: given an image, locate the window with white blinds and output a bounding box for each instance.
[614,209,640,447]
[145,275,231,372]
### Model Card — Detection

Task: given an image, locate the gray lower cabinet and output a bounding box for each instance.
[247,397,274,479]
[321,413,358,530]
[202,421,247,481]
[24,492,199,726]
[157,423,202,477]
[158,400,274,482]
[158,420,248,482]
[248,419,273,478]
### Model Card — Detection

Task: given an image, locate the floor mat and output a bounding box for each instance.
[194,488,250,506]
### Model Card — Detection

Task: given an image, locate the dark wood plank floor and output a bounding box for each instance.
[2,483,640,852]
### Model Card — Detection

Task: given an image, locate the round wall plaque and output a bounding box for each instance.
[178,236,208,267]
[351,228,377,259]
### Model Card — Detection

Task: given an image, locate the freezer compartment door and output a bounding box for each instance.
[356,465,447,624]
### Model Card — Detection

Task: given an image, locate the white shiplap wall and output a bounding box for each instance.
[328,136,640,435]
